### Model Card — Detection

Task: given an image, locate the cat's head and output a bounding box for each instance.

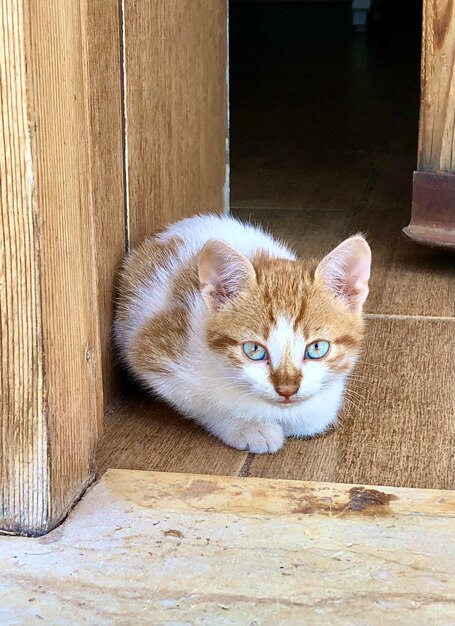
[198,236,371,407]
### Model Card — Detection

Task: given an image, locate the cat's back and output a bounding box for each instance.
[115,214,294,353]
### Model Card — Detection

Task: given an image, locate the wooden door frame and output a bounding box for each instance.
[403,0,455,249]
[1,0,228,536]
[0,0,126,536]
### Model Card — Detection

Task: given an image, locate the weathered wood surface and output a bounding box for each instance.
[0,0,106,534]
[0,0,47,534]
[418,0,455,172]
[1,470,454,623]
[124,0,228,246]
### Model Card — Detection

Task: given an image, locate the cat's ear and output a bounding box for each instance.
[315,235,371,313]
[198,239,256,311]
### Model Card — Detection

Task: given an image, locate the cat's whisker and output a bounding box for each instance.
[355,360,385,371]
[345,385,367,399]
[210,374,251,386]
[346,381,375,390]
[347,383,375,390]
[345,399,367,413]
[227,391,259,410]
[345,395,366,410]
[344,387,367,401]
[340,401,356,422]
[347,372,376,382]
[216,385,253,395]
[347,380,370,389]
[343,396,364,414]
[345,399,366,415]
[344,387,367,406]
[214,380,248,391]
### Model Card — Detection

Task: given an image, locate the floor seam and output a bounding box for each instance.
[231,206,354,213]
[365,313,455,322]
[239,453,254,477]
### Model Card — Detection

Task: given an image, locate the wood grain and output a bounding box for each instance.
[0,0,47,533]
[85,0,125,407]
[418,0,455,171]
[1,0,105,534]
[2,469,455,623]
[248,317,455,490]
[124,0,228,246]
[96,396,247,477]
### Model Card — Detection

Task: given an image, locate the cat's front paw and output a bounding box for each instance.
[222,422,284,454]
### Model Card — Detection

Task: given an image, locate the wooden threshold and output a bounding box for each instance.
[1,469,454,623]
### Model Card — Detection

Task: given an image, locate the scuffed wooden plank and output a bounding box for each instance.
[124,0,228,245]
[1,470,454,623]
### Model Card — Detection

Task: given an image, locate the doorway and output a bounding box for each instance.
[96,0,455,491]
[230,0,421,213]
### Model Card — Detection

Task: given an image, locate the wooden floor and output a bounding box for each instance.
[97,3,455,490]
[2,470,455,624]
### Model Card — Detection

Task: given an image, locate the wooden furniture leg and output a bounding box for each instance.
[404,0,455,249]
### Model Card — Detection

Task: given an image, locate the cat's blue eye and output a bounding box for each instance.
[243,342,268,361]
[305,340,330,360]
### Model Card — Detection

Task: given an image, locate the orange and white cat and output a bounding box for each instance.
[115,214,371,453]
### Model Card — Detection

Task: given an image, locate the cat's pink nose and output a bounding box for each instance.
[276,384,299,399]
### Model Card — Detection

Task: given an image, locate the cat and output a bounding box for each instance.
[115,214,371,454]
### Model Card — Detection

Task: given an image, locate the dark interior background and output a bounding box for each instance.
[229,0,423,211]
